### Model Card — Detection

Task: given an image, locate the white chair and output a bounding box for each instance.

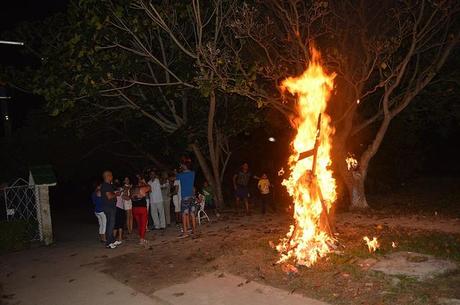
[196,194,211,225]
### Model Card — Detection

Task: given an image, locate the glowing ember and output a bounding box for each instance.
[276,47,337,267]
[363,236,380,253]
[278,167,285,176]
[346,155,358,170]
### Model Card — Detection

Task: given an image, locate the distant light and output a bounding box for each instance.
[268,137,276,142]
[0,96,11,99]
[0,40,24,46]
[5,115,9,120]
[356,99,360,104]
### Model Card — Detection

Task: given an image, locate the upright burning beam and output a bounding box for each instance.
[276,47,337,267]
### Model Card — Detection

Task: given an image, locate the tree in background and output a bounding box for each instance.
[3,0,262,208]
[228,0,460,209]
[3,0,458,210]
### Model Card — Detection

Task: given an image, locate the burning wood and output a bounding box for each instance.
[278,167,285,176]
[276,47,337,267]
[363,236,380,253]
[346,155,358,170]
[281,263,298,275]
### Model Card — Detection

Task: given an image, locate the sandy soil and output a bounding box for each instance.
[103,211,460,305]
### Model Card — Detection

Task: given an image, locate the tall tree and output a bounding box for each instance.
[227,0,460,209]
[3,0,261,208]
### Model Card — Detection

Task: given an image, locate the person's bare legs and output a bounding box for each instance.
[244,198,250,215]
[190,212,196,234]
[99,234,106,242]
[175,212,181,224]
[116,229,123,241]
[182,212,189,236]
[126,209,133,234]
[235,197,241,215]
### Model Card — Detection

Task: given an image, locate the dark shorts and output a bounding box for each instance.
[181,197,197,214]
[114,207,125,230]
[235,186,249,199]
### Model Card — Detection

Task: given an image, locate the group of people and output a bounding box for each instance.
[92,162,209,249]
[233,162,274,215]
[92,161,274,249]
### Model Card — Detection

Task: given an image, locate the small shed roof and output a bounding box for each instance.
[29,165,57,186]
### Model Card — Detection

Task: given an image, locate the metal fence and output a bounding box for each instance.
[0,178,42,241]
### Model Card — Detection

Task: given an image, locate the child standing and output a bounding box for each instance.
[257,173,272,214]
[202,180,214,209]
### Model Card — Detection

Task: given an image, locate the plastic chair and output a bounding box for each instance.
[196,194,211,225]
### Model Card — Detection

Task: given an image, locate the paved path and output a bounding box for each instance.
[1,240,329,305]
[154,272,328,305]
[1,227,333,305]
[0,241,157,305]
[0,206,330,305]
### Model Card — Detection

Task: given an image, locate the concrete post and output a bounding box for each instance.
[38,185,53,245]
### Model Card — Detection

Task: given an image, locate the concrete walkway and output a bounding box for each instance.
[0,241,157,305]
[0,207,329,305]
[154,273,328,305]
[0,240,328,305]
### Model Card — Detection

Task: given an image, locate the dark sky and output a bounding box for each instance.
[0,1,69,134]
[0,0,68,31]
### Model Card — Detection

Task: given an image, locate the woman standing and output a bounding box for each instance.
[91,183,106,242]
[131,185,150,245]
[122,177,133,234]
[113,183,125,246]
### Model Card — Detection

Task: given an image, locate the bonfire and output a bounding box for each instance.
[276,47,337,267]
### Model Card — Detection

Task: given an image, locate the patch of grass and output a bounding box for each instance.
[395,232,460,261]
[0,220,30,253]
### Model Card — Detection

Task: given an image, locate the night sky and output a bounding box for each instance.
[1,1,69,132]
[1,0,459,192]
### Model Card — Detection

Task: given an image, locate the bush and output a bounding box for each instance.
[0,220,30,252]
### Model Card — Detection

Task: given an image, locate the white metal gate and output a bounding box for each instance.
[0,178,42,241]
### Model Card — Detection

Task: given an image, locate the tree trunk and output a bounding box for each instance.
[348,116,391,210]
[190,142,224,208]
[188,90,226,210]
[348,170,368,210]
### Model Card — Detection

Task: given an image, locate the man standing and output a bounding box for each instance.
[148,171,166,230]
[100,170,118,249]
[233,162,252,215]
[177,162,196,237]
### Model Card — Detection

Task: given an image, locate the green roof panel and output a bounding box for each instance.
[30,165,57,185]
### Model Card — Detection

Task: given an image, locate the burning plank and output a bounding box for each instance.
[276,47,337,267]
[363,236,380,253]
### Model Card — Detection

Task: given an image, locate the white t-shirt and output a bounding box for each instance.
[148,178,163,203]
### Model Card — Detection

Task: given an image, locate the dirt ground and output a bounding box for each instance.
[100,177,460,305]
[103,209,460,305]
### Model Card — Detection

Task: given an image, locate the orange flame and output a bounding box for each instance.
[276,47,337,267]
[363,236,380,253]
[346,155,358,170]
